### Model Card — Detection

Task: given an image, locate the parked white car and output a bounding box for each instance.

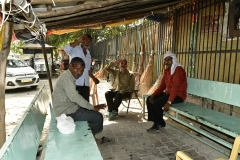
[5,57,39,90]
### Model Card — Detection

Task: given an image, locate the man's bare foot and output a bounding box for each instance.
[95,137,115,145]
[95,138,102,145]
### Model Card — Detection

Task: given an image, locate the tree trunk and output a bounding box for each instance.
[0,21,13,148]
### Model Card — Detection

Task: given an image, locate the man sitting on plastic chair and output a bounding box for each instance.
[104,59,135,120]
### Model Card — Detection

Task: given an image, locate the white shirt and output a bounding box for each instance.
[64,44,91,86]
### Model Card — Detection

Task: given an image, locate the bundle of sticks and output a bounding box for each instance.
[97,61,107,79]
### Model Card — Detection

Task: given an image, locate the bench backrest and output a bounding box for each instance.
[0,86,49,160]
[187,78,240,107]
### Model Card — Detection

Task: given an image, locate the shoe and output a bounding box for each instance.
[146,124,159,132]
[108,111,118,120]
[146,123,165,132]
[112,110,118,116]
[107,112,112,117]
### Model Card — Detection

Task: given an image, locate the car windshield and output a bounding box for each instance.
[7,59,28,68]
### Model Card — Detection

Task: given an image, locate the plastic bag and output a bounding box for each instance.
[56,114,76,134]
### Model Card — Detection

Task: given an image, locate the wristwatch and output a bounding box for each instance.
[167,101,172,104]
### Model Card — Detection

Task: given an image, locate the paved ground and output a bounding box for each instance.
[95,80,229,160]
[6,76,229,160]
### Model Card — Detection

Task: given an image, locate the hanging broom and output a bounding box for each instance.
[138,54,154,96]
[147,63,164,94]
[97,43,108,80]
[148,15,173,94]
[138,25,145,76]
[131,27,138,72]
[138,22,157,97]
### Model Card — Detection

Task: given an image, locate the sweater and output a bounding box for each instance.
[153,66,187,102]
[52,69,94,117]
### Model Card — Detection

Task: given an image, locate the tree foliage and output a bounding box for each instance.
[10,41,25,54]
[47,26,126,49]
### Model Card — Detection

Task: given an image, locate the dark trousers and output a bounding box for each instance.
[105,91,131,112]
[76,85,90,102]
[147,93,183,126]
[67,107,103,134]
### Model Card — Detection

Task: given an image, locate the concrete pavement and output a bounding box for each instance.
[95,80,229,160]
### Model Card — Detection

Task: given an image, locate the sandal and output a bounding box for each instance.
[100,136,115,144]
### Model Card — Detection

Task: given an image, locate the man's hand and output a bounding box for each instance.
[79,34,88,44]
[149,95,155,104]
[113,59,122,66]
[93,77,100,84]
[94,104,106,111]
[162,102,171,111]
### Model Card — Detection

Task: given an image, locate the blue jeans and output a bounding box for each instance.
[67,107,103,134]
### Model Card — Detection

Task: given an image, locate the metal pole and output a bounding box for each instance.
[217,1,226,81]
[204,0,212,80]
[38,35,53,93]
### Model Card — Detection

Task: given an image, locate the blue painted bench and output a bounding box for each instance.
[40,106,103,160]
[0,86,49,160]
[0,86,103,160]
[142,78,240,156]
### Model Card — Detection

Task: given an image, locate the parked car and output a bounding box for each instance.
[5,57,39,90]
[34,58,52,76]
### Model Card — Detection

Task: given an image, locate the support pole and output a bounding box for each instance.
[38,35,53,93]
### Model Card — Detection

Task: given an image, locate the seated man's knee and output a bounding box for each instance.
[105,91,110,97]
[146,96,151,101]
[90,112,103,133]
[146,96,151,103]
[115,92,123,99]
[95,111,103,122]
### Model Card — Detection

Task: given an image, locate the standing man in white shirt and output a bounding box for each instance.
[64,34,99,102]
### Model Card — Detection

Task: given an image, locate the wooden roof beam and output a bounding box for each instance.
[31,0,104,5]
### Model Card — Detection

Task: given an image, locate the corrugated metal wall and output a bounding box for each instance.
[91,0,239,85]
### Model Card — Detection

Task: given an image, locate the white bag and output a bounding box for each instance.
[56,114,76,134]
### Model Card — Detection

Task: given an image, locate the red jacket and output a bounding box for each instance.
[153,66,187,102]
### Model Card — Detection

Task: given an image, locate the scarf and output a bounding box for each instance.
[164,51,182,75]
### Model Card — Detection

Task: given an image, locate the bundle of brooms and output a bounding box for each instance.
[138,23,158,96]
[96,61,108,79]
[147,67,164,94]
[137,26,145,76]
[147,15,174,94]
[138,54,154,97]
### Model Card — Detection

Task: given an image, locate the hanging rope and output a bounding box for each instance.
[0,0,47,40]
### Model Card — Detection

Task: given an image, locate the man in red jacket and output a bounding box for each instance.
[146,51,187,131]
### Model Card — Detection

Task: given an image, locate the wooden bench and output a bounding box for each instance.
[0,86,103,160]
[176,136,240,160]
[142,78,240,155]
